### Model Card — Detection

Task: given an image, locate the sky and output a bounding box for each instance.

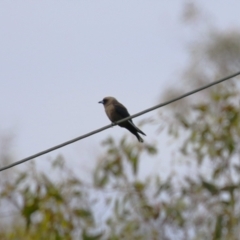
[1,1,240,179]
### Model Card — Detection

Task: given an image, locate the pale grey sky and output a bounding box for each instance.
[1,1,240,176]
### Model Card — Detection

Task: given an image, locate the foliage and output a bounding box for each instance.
[0,158,99,240]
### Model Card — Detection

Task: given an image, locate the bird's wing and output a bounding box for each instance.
[114,103,131,119]
[114,103,146,136]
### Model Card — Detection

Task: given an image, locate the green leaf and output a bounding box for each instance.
[201,180,219,195]
[134,181,145,192]
[213,215,222,239]
[74,209,92,219]
[82,229,103,240]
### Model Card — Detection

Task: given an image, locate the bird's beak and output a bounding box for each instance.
[98,100,103,104]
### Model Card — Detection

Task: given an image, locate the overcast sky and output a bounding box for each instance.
[1,1,240,177]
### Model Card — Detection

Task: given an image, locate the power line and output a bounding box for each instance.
[0,71,240,172]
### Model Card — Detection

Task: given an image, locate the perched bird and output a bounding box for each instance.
[98,97,146,142]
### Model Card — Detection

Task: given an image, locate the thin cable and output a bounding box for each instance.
[0,71,240,172]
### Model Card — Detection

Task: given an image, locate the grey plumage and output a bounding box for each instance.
[98,97,146,142]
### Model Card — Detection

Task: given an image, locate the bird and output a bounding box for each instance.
[98,96,146,142]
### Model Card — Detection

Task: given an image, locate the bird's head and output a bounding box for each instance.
[98,97,116,105]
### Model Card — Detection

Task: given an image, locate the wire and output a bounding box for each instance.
[0,71,240,172]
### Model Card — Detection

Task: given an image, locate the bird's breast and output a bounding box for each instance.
[105,104,122,122]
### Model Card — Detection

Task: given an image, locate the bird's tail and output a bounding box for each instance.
[136,133,144,142]
[128,120,146,136]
